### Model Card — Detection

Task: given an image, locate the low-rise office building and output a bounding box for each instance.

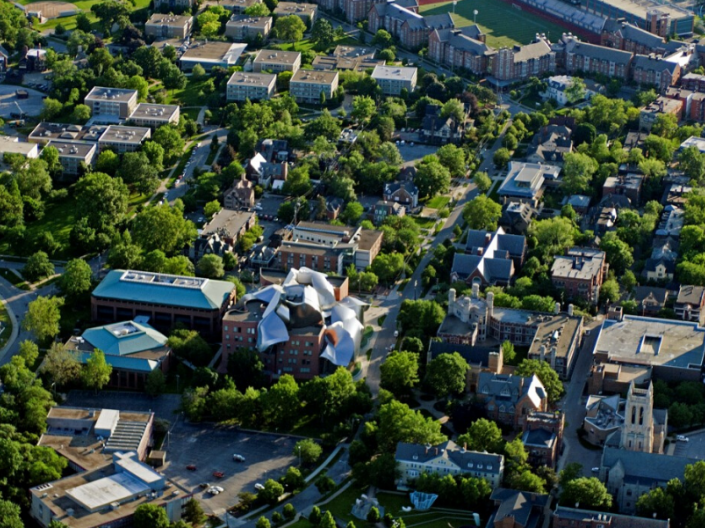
[46,140,96,176]
[253,49,302,73]
[226,15,272,41]
[371,65,418,95]
[273,2,317,25]
[28,122,106,145]
[91,270,236,336]
[289,70,339,104]
[98,125,151,153]
[84,86,138,119]
[145,14,194,39]
[312,45,384,71]
[179,41,247,71]
[128,103,180,128]
[395,440,504,489]
[227,71,277,101]
[0,137,39,160]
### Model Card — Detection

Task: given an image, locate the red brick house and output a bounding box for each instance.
[522,411,564,469]
[551,247,608,305]
[383,181,419,207]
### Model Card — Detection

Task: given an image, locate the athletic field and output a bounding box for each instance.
[420,0,569,48]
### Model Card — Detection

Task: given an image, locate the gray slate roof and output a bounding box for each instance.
[567,40,632,65]
[632,54,679,74]
[490,488,549,528]
[601,446,695,486]
[395,440,504,474]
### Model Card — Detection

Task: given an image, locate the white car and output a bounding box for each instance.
[677,435,689,442]
[233,454,245,462]
[254,483,265,491]
[208,487,220,495]
[213,486,224,493]
[393,330,399,338]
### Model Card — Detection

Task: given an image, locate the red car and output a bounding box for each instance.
[187,464,197,471]
[213,471,225,478]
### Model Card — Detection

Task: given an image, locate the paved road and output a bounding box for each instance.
[558,316,604,475]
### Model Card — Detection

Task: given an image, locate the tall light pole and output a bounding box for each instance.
[473,9,478,23]
[452,0,457,14]
[297,445,302,467]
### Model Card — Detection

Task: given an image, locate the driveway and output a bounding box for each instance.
[162,424,299,516]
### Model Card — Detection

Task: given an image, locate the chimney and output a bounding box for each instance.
[449,288,457,306]
[568,304,574,316]
[487,292,494,315]
[554,302,561,314]
[472,283,479,299]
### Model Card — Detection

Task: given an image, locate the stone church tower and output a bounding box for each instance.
[621,382,655,453]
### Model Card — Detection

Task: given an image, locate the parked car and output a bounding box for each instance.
[213,471,225,478]
[187,464,197,471]
[677,435,689,442]
[199,482,210,489]
[233,454,245,462]
[591,467,599,472]
[254,483,265,491]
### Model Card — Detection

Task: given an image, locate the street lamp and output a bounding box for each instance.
[473,9,479,23]
[452,0,457,14]
[297,445,302,467]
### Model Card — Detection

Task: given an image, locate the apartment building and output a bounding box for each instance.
[562,36,633,80]
[601,20,673,55]
[428,26,492,75]
[179,42,246,71]
[225,15,272,40]
[273,2,318,25]
[674,285,705,325]
[488,37,555,84]
[551,247,608,305]
[371,65,417,95]
[639,96,683,130]
[227,71,277,101]
[312,45,384,72]
[98,125,151,153]
[0,137,39,160]
[28,122,107,145]
[46,140,96,176]
[226,0,264,14]
[253,49,302,73]
[84,86,138,119]
[631,54,681,92]
[128,103,180,128]
[290,70,339,103]
[145,14,194,39]
[154,0,195,11]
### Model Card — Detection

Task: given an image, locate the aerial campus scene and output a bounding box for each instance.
[4,0,705,526]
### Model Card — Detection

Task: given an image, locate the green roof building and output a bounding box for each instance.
[91,270,236,336]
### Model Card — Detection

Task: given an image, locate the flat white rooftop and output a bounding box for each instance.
[66,472,148,512]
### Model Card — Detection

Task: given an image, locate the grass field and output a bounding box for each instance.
[426,196,450,209]
[420,0,568,48]
[21,0,151,32]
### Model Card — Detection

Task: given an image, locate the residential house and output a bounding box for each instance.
[84,86,139,119]
[372,200,405,224]
[273,2,318,25]
[428,26,492,75]
[450,228,526,286]
[221,268,361,379]
[600,447,696,513]
[179,42,246,71]
[224,175,255,209]
[487,36,555,85]
[289,70,339,104]
[553,507,671,528]
[644,237,678,282]
[675,285,705,325]
[97,125,151,153]
[498,162,561,207]
[128,104,180,128]
[639,96,683,130]
[427,340,512,393]
[91,270,236,336]
[420,104,466,145]
[499,202,536,235]
[383,181,419,207]
[64,321,171,390]
[225,15,273,41]
[603,173,644,205]
[655,205,684,237]
[145,14,193,39]
[526,124,573,164]
[562,195,590,215]
[47,140,96,176]
[227,71,277,101]
[551,247,608,304]
[661,183,691,207]
[20,47,47,72]
[371,65,418,95]
[522,411,564,469]
[634,286,669,316]
[189,233,233,262]
[252,49,302,73]
[199,209,257,248]
[542,75,601,106]
[487,489,549,528]
[476,372,548,428]
[247,152,287,187]
[395,440,504,489]
[323,197,344,220]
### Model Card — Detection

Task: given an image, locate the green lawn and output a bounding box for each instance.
[411,216,438,230]
[420,0,568,48]
[426,196,450,210]
[24,0,151,31]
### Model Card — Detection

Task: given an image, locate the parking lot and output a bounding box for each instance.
[672,430,705,460]
[0,84,46,118]
[163,423,298,515]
